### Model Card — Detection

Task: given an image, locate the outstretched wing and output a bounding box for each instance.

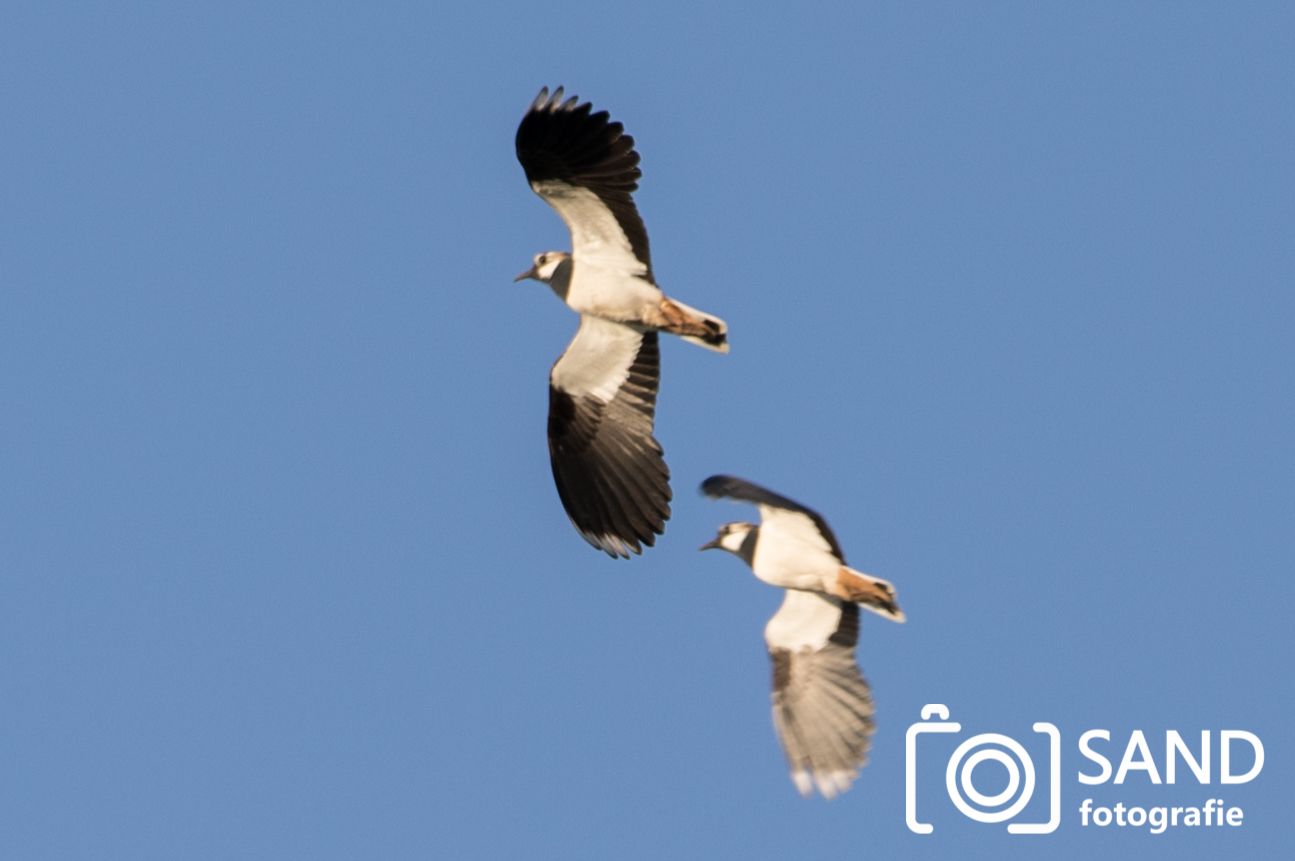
[765,590,874,799]
[515,86,652,278]
[549,315,671,557]
[700,474,845,562]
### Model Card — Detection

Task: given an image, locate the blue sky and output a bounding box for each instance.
[2,2,1291,859]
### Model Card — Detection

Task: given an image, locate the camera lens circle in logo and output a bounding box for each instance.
[944,733,1035,824]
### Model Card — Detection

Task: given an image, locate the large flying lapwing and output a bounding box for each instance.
[699,474,904,799]
[514,86,729,558]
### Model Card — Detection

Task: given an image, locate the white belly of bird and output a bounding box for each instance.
[751,537,838,593]
[567,260,662,322]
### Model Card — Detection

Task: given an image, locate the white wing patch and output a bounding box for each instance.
[758,505,837,560]
[551,315,643,403]
[764,590,843,651]
[532,180,648,276]
[766,591,874,800]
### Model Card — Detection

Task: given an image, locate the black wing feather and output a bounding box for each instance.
[548,332,670,557]
[515,86,652,273]
[769,600,874,798]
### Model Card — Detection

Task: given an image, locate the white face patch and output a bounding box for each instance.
[533,251,568,281]
[720,524,751,552]
[525,252,567,282]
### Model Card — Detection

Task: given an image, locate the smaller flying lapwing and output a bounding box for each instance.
[514,87,729,558]
[699,474,904,799]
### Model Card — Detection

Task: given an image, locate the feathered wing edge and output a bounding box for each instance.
[548,321,670,556]
[767,595,874,798]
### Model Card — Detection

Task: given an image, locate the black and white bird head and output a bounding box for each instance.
[699,521,757,557]
[514,250,570,284]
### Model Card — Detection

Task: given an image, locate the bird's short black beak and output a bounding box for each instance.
[699,537,722,552]
[513,265,537,283]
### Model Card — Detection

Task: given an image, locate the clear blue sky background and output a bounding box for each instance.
[2,3,1291,859]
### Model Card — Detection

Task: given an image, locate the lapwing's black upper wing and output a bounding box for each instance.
[700,475,845,562]
[549,315,670,557]
[765,590,874,798]
[515,86,652,278]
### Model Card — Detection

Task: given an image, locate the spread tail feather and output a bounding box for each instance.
[833,567,905,622]
[658,298,729,353]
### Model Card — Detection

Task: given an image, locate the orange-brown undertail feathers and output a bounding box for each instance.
[833,567,905,622]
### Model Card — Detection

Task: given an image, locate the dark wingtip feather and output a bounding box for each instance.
[700,474,746,498]
[515,86,652,272]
